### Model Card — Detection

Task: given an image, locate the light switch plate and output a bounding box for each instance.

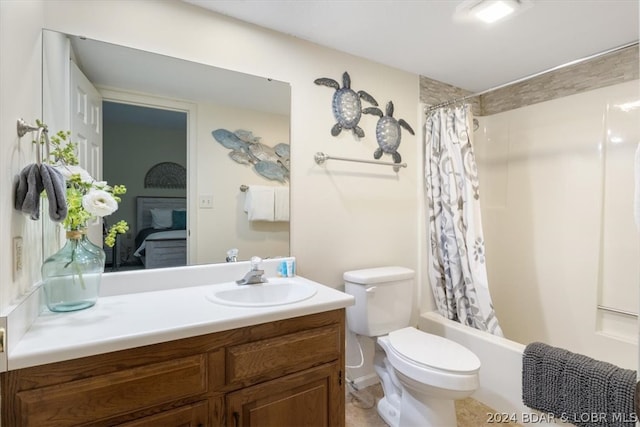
[199,195,213,209]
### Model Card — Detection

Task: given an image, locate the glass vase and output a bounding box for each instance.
[41,230,106,312]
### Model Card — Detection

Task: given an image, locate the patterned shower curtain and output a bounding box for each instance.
[424,105,503,336]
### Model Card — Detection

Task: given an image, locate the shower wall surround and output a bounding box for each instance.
[475,80,639,370]
[420,44,638,369]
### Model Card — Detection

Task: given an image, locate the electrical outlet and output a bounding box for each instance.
[199,194,213,209]
[13,237,23,279]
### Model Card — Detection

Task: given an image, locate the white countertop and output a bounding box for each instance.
[7,272,354,370]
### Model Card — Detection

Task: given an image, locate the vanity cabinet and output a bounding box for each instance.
[1,309,345,427]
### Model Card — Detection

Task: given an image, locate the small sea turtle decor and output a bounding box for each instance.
[363,101,415,164]
[314,71,378,138]
[212,128,289,183]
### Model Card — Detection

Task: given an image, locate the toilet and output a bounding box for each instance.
[344,267,481,427]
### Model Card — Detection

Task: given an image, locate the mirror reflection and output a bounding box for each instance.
[42,30,291,271]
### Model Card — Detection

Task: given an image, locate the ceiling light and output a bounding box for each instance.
[454,0,531,24]
[473,1,516,23]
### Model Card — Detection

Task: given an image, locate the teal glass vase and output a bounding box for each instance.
[41,230,106,312]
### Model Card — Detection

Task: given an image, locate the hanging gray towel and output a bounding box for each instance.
[14,163,67,222]
[40,164,67,222]
[14,164,44,220]
[523,341,637,427]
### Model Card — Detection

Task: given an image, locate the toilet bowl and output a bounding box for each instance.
[376,327,480,427]
[344,267,481,427]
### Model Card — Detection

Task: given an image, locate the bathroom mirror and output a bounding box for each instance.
[42,29,291,271]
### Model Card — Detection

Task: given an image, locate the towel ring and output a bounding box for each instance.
[17,119,51,165]
[16,118,39,137]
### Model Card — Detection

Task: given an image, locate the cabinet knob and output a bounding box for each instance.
[233,411,240,427]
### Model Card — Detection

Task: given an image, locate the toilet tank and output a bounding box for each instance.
[344,266,414,337]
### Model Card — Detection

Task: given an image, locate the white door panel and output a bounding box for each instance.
[70,61,103,246]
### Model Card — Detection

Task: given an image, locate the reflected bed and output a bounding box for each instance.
[133,197,187,269]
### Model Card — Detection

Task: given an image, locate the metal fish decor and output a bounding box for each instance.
[314,71,378,138]
[212,129,290,183]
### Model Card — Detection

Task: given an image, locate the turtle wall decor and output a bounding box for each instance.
[212,128,290,183]
[314,71,378,138]
[363,101,415,164]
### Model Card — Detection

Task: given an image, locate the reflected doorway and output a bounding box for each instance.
[102,101,188,271]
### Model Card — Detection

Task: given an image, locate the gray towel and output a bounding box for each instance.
[14,164,44,220]
[14,163,67,222]
[40,164,67,222]
[523,341,637,427]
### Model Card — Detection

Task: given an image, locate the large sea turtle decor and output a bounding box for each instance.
[212,128,289,183]
[363,101,415,164]
[314,71,378,138]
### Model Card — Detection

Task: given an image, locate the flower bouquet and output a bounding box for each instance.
[41,127,128,312]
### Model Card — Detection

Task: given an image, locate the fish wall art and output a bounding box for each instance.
[212,129,289,183]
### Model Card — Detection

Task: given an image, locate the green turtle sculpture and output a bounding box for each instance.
[364,101,414,164]
[314,71,378,138]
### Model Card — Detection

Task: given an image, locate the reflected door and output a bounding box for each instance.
[70,61,103,245]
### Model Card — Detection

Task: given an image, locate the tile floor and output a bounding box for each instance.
[346,384,522,427]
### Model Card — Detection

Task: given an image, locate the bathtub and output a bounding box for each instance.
[418,311,571,427]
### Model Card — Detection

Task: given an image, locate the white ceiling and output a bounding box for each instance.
[184,0,639,93]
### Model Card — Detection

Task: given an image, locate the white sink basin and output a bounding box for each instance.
[205,277,317,307]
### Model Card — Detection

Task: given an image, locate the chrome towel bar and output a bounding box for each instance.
[314,152,407,172]
[597,304,638,318]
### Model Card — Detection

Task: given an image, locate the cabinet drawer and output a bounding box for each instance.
[227,324,340,384]
[119,401,208,427]
[16,354,207,427]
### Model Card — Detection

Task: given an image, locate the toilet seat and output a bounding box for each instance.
[380,327,480,391]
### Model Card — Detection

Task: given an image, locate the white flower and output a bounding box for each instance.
[82,189,118,217]
[54,164,94,183]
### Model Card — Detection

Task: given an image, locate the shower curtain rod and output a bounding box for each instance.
[425,40,639,114]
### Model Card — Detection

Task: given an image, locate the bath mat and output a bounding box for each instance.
[522,341,637,427]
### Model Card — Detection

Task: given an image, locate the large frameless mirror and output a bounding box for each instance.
[42,29,291,272]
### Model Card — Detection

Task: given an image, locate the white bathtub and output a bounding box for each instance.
[418,311,571,427]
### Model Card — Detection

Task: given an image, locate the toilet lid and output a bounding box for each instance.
[388,327,481,374]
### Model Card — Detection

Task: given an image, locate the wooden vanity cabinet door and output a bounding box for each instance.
[226,362,344,427]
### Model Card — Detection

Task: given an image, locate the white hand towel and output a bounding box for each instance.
[274,187,289,222]
[244,185,275,221]
[635,142,640,231]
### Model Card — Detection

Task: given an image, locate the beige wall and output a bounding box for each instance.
[0,0,421,312]
[0,1,45,309]
[195,102,290,264]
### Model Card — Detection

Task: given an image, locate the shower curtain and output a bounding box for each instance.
[424,104,503,336]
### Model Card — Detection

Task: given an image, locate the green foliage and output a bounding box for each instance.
[38,121,129,247]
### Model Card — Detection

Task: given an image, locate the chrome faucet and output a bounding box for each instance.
[236,256,268,285]
[226,248,238,262]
